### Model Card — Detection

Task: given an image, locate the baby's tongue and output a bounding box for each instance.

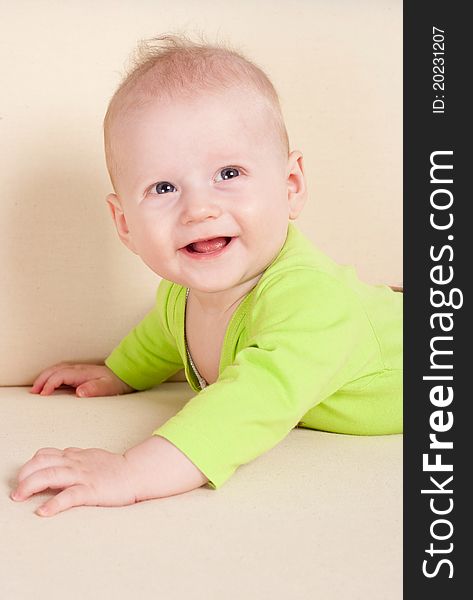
[190,237,227,253]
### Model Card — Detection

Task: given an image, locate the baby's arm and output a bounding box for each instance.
[30,363,135,397]
[10,435,208,516]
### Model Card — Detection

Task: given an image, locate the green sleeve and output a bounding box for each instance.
[105,279,184,390]
[153,270,382,489]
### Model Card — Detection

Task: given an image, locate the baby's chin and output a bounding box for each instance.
[196,271,266,297]
[182,277,244,294]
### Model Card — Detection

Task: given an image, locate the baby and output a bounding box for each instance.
[11,35,403,517]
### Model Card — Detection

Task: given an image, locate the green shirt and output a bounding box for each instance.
[105,223,403,489]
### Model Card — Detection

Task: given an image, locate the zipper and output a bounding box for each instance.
[185,288,208,390]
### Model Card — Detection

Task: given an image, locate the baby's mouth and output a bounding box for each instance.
[184,237,232,254]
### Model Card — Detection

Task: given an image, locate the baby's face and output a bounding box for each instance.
[107,87,305,295]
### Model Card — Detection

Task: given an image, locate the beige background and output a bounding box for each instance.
[0,0,402,386]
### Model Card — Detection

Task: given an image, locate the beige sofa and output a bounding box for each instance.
[2,385,402,598]
[1,2,402,598]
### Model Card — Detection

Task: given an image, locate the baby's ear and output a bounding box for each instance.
[106,193,137,254]
[286,151,307,220]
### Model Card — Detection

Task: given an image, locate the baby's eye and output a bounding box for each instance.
[215,167,240,182]
[154,181,176,194]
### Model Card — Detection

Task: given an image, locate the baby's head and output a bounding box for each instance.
[104,34,307,295]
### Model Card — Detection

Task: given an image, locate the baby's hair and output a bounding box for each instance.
[104,33,289,189]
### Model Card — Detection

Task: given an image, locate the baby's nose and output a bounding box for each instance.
[180,190,223,223]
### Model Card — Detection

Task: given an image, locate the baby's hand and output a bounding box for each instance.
[30,363,135,397]
[10,438,208,516]
[10,447,137,516]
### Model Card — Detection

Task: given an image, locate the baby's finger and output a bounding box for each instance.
[15,451,69,485]
[31,369,59,394]
[30,363,74,393]
[76,377,111,398]
[36,484,90,517]
[39,369,82,396]
[11,466,78,502]
[34,447,63,455]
